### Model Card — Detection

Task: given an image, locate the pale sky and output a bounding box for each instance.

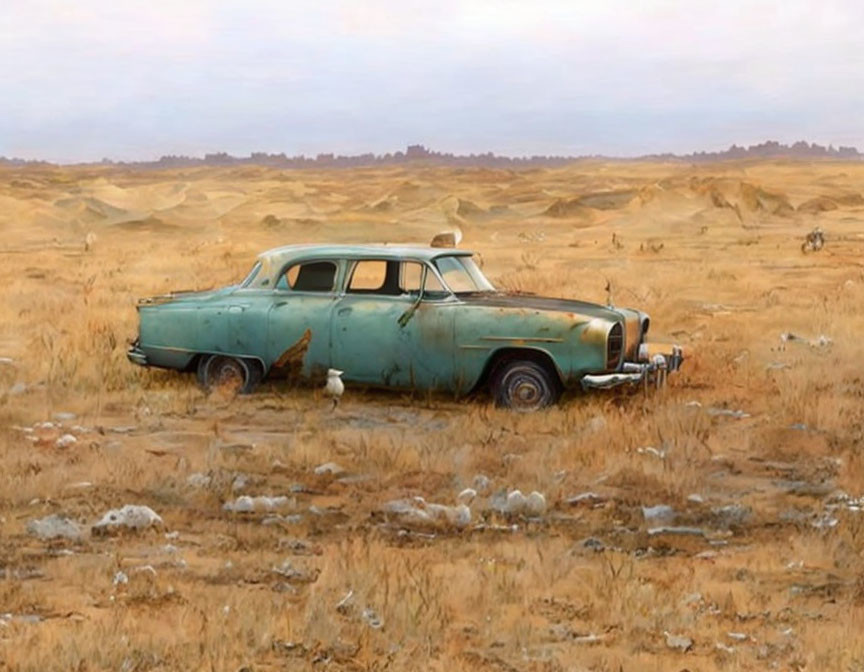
[1,0,863,162]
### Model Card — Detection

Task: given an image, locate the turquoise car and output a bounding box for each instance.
[128,244,683,410]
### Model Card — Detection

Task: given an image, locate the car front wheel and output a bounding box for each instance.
[490,359,561,411]
[199,355,261,395]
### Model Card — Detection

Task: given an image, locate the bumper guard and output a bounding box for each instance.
[127,340,149,367]
[581,344,684,391]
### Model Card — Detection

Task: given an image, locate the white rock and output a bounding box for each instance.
[525,491,547,517]
[55,434,78,449]
[224,496,254,513]
[93,505,163,533]
[314,462,345,476]
[186,473,212,488]
[457,488,477,505]
[472,474,491,492]
[27,514,83,541]
[113,571,129,586]
[506,489,527,514]
[642,504,676,522]
[664,631,693,652]
[223,495,289,512]
[362,606,383,629]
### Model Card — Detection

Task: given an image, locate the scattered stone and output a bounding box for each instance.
[642,505,676,522]
[223,495,290,513]
[706,407,751,419]
[361,607,383,629]
[186,473,212,488]
[525,491,547,517]
[92,505,163,535]
[9,382,27,396]
[576,537,606,552]
[382,498,471,530]
[566,492,605,507]
[472,474,491,492]
[262,514,304,526]
[727,632,750,642]
[648,526,706,537]
[687,494,704,504]
[231,474,249,492]
[113,571,129,586]
[780,332,832,349]
[314,462,345,476]
[496,489,547,517]
[637,446,666,459]
[272,559,318,583]
[711,504,751,528]
[53,412,77,422]
[457,488,477,505]
[27,514,83,541]
[664,631,693,652]
[55,434,78,449]
[715,643,736,654]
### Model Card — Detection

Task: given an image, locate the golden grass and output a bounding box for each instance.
[2,159,864,670]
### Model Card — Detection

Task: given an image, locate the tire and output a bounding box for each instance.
[490,358,561,411]
[199,355,261,395]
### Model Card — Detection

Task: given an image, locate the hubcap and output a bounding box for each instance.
[507,369,547,411]
[211,358,245,393]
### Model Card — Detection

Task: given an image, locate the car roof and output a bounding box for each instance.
[257,243,473,265]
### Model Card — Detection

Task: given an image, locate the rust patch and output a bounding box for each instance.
[274,329,312,369]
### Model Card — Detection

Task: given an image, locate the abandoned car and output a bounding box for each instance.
[128,244,684,410]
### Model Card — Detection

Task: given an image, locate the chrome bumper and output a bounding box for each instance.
[581,345,684,390]
[127,340,148,367]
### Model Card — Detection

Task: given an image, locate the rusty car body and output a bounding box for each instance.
[128,244,684,410]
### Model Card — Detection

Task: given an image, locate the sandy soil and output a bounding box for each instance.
[2,159,864,670]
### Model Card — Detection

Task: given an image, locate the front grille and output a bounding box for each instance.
[607,322,624,370]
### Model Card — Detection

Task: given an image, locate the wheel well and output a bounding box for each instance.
[185,353,266,377]
[473,347,563,393]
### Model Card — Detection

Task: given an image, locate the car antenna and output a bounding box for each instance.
[605,278,614,307]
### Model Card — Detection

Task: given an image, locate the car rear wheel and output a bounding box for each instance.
[490,359,561,411]
[199,355,261,395]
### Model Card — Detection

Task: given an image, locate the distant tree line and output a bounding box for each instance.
[1,141,860,169]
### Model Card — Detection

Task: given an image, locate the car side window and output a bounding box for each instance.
[347,260,401,295]
[399,262,424,295]
[423,266,450,300]
[279,261,337,292]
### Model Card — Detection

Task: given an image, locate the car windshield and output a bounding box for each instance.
[433,255,496,294]
[240,261,262,287]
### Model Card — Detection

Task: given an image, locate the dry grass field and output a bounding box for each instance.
[2,159,864,671]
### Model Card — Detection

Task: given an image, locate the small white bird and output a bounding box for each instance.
[324,368,344,409]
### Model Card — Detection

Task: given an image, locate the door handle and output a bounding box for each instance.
[337,307,353,317]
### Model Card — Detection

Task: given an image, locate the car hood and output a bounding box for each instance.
[458,292,628,323]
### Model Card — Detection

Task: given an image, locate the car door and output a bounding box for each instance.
[266,259,340,381]
[330,259,456,391]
